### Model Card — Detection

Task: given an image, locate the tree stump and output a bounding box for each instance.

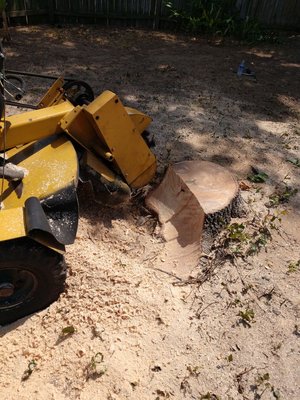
[146,160,242,278]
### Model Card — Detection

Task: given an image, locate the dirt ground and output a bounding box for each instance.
[0,26,299,400]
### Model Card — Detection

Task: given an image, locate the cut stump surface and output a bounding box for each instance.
[146,160,240,277]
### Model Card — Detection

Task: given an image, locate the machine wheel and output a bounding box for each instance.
[0,238,66,325]
[63,80,94,106]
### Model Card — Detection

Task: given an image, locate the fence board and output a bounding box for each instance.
[236,0,300,28]
[5,0,300,29]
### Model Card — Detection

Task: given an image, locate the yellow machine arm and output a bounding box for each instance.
[0,82,156,189]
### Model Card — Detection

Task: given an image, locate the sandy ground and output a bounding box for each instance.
[0,26,299,399]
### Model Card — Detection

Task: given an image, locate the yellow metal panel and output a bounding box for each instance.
[125,107,152,134]
[84,151,117,183]
[83,91,156,188]
[1,136,78,209]
[130,162,157,188]
[0,207,65,253]
[0,207,26,241]
[0,101,74,150]
[38,77,65,108]
[60,106,108,156]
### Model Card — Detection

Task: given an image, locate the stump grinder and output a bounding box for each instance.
[0,67,156,325]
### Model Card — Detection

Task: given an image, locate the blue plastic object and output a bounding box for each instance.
[237,60,245,77]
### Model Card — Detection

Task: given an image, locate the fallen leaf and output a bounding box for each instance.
[239,181,251,190]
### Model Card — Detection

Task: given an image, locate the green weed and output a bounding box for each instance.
[247,171,269,183]
[21,360,37,381]
[226,223,249,241]
[238,308,255,327]
[224,210,285,258]
[61,325,76,335]
[86,352,107,380]
[287,260,299,274]
[165,0,278,42]
[252,372,281,399]
[267,186,298,207]
[287,158,300,168]
[56,325,77,345]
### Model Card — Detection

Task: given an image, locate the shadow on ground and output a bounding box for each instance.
[4,26,300,215]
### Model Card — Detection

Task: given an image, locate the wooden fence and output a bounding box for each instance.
[236,0,300,28]
[5,0,300,29]
[5,0,183,28]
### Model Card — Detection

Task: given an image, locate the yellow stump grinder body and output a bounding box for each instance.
[0,77,156,325]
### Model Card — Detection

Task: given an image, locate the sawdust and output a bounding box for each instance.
[0,26,300,399]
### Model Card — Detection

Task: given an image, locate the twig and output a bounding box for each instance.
[150,267,182,281]
[258,286,275,300]
[236,366,255,380]
[196,301,218,318]
[142,252,160,262]
[173,257,223,287]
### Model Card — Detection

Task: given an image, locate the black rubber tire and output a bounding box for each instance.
[0,238,66,326]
